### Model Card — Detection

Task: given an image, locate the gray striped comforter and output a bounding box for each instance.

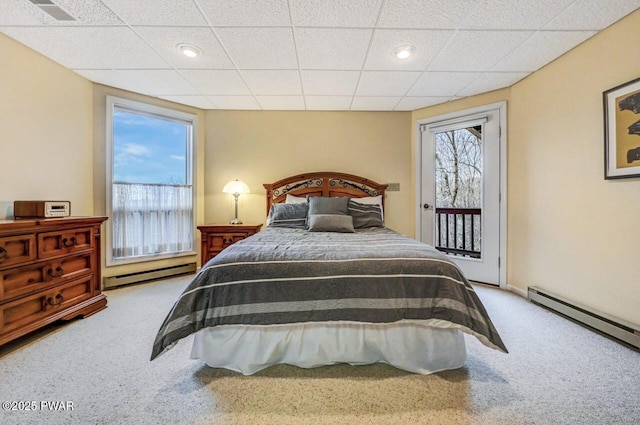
[151,227,507,360]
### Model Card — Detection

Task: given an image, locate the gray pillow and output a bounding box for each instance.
[348,200,384,228]
[268,203,308,228]
[308,196,349,216]
[307,214,355,233]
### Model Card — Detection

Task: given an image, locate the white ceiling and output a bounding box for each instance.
[2,0,639,111]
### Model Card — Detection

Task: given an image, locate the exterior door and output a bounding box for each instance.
[419,104,504,285]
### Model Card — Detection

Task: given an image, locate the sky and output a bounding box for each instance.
[113,110,189,185]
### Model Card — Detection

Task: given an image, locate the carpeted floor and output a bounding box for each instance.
[0,275,638,425]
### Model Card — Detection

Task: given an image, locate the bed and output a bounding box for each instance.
[151,172,507,375]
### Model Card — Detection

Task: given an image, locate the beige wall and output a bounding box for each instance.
[0,34,206,276]
[3,8,639,326]
[412,10,640,325]
[508,10,640,325]
[204,110,413,236]
[0,33,94,220]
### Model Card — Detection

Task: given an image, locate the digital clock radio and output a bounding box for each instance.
[14,201,71,219]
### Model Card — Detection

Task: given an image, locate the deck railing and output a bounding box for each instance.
[435,207,481,258]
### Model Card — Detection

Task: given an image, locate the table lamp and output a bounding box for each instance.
[222,179,250,224]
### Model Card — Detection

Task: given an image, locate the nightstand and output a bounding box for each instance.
[197,224,263,266]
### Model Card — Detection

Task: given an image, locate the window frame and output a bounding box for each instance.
[105,95,197,266]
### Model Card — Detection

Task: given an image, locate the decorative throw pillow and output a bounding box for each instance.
[348,200,384,228]
[307,196,350,216]
[307,214,355,233]
[352,195,384,219]
[285,194,307,204]
[268,203,308,228]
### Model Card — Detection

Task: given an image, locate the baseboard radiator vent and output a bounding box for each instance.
[528,286,640,350]
[104,263,196,289]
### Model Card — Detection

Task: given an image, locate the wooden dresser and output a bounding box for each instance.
[0,216,108,346]
[197,223,262,266]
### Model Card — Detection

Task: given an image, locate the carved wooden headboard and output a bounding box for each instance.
[263,172,388,215]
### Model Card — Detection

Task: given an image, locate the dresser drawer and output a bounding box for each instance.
[0,252,93,302]
[0,275,94,335]
[38,227,94,259]
[208,233,249,251]
[0,234,36,269]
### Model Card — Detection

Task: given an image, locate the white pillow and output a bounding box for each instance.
[353,195,384,219]
[285,194,308,204]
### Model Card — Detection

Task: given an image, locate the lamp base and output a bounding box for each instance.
[229,218,243,225]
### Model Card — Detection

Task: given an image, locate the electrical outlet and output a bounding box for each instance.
[387,183,400,191]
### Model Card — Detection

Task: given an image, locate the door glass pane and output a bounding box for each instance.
[434,126,482,258]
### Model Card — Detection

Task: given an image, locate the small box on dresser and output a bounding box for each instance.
[197,224,262,266]
[0,216,108,346]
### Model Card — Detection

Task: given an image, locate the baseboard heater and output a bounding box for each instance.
[103,263,197,289]
[528,286,640,350]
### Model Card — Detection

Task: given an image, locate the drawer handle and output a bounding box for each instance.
[47,266,64,278]
[46,294,64,307]
[0,247,7,262]
[62,237,77,248]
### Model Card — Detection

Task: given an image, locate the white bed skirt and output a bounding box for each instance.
[190,320,466,375]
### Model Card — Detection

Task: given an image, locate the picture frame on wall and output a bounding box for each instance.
[604,76,640,179]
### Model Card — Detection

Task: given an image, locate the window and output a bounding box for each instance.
[106,96,196,265]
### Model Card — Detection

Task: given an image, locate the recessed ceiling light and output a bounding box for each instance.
[393,45,416,60]
[177,43,202,58]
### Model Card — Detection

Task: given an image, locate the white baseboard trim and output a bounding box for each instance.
[506,284,527,298]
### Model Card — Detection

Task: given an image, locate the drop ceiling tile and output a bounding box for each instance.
[159,95,216,109]
[45,27,168,69]
[78,27,170,69]
[545,0,640,30]
[100,0,206,25]
[72,69,125,88]
[109,70,200,96]
[198,0,291,26]
[0,0,123,25]
[301,71,360,95]
[0,1,58,25]
[457,71,529,97]
[134,27,234,69]
[408,72,483,96]
[295,28,372,70]
[378,0,480,28]
[290,0,382,27]
[395,96,451,111]
[492,30,596,72]
[356,71,421,96]
[364,29,453,71]
[180,70,251,95]
[216,27,297,69]
[207,96,261,110]
[257,96,306,110]
[241,70,302,95]
[75,69,199,96]
[2,0,635,112]
[48,0,123,24]
[305,96,353,110]
[428,30,533,72]
[351,97,401,110]
[1,27,106,69]
[462,0,574,30]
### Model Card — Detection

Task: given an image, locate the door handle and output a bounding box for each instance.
[423,203,431,209]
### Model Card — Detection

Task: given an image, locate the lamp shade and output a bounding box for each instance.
[222,179,250,195]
